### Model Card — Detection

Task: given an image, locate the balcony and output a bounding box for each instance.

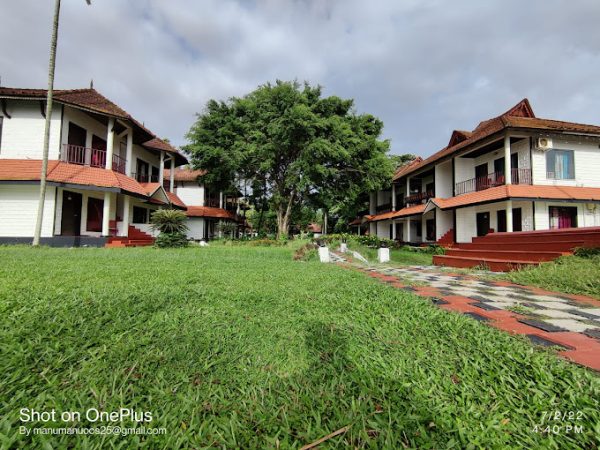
[375,202,392,213]
[62,144,127,175]
[131,173,160,183]
[405,190,434,205]
[455,168,532,195]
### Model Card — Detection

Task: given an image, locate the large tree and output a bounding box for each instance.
[185,80,392,238]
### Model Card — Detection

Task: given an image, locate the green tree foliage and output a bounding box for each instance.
[389,153,418,170]
[185,80,393,238]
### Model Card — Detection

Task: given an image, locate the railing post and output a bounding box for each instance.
[84,146,91,166]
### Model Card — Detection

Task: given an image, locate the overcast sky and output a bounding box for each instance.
[1,0,599,156]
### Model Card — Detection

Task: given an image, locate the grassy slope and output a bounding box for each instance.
[503,255,600,299]
[0,246,598,449]
[345,244,434,266]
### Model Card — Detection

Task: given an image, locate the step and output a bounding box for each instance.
[474,232,600,244]
[433,255,539,272]
[444,249,567,262]
[479,226,600,237]
[456,241,583,252]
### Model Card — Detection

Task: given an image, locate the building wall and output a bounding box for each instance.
[531,136,600,187]
[377,189,391,206]
[435,160,453,198]
[455,200,534,243]
[436,209,453,240]
[376,220,392,238]
[0,101,62,159]
[53,187,117,236]
[187,217,206,240]
[533,201,600,230]
[176,182,204,206]
[0,184,56,237]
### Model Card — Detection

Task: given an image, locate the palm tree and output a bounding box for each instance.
[33,0,91,246]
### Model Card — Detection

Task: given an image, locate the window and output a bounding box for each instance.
[133,206,148,224]
[86,197,104,232]
[546,150,574,180]
[136,159,150,182]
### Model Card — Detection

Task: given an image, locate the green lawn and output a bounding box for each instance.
[503,255,600,299]
[0,246,598,449]
[342,244,434,266]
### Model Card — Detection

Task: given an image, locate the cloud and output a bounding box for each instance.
[1,0,600,156]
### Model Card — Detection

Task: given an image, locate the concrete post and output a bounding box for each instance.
[120,195,130,237]
[504,134,512,185]
[318,246,330,263]
[102,191,111,237]
[159,151,164,185]
[378,247,390,263]
[125,129,133,176]
[406,218,411,243]
[106,118,115,170]
[392,220,396,240]
[506,199,513,233]
[219,191,224,209]
[392,184,396,211]
[169,157,175,193]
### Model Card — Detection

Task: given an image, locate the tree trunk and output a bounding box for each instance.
[323,210,328,235]
[276,192,295,239]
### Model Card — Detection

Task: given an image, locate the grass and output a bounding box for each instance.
[502,255,600,299]
[0,246,599,449]
[346,244,434,266]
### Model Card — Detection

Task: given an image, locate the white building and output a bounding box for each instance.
[367,99,600,244]
[0,87,188,246]
[164,168,243,241]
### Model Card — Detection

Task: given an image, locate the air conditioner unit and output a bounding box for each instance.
[536,137,553,151]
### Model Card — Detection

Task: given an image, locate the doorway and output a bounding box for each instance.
[475,163,488,190]
[476,212,490,236]
[86,197,104,232]
[61,190,82,236]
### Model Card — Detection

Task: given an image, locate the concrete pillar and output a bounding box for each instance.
[102,192,112,237]
[504,134,512,185]
[219,191,224,209]
[378,247,390,263]
[392,220,396,240]
[106,118,115,170]
[406,218,411,243]
[159,151,165,185]
[120,196,130,237]
[506,200,513,233]
[369,192,376,215]
[392,184,396,211]
[125,129,133,176]
[169,157,175,193]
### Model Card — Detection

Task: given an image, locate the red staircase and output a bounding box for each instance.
[436,228,455,247]
[433,227,600,272]
[105,225,155,248]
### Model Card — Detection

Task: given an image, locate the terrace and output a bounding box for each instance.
[455,168,532,195]
[61,144,127,175]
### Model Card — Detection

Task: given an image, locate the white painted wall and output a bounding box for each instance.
[434,160,453,198]
[0,101,62,159]
[53,187,117,236]
[533,201,600,230]
[377,189,391,206]
[436,209,453,240]
[187,217,206,240]
[454,157,474,185]
[376,220,392,238]
[455,200,534,243]
[0,185,56,237]
[176,182,204,206]
[531,136,600,187]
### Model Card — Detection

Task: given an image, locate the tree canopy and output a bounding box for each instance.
[184,80,393,238]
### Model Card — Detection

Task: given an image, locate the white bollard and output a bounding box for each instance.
[377,247,390,263]
[199,240,209,247]
[318,246,331,263]
[340,242,348,253]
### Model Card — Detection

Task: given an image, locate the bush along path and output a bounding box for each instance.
[333,252,600,372]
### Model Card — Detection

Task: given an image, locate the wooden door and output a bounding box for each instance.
[61,190,82,236]
[476,212,490,237]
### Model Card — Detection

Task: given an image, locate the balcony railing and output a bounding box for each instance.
[131,173,160,183]
[455,168,532,195]
[62,144,127,175]
[405,190,434,205]
[375,202,392,213]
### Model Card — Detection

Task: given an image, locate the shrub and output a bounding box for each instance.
[293,242,318,261]
[573,247,600,258]
[150,209,189,248]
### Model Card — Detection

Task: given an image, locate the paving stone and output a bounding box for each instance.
[566,309,600,321]
[517,319,568,333]
[578,308,600,316]
[533,301,574,310]
[540,319,594,333]
[463,312,490,322]
[584,329,600,341]
[526,334,571,349]
[430,297,449,305]
[521,302,547,310]
[473,302,502,311]
[537,309,591,320]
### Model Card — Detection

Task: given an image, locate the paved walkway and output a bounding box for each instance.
[334,253,600,372]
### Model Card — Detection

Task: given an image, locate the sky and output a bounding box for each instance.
[1,0,600,156]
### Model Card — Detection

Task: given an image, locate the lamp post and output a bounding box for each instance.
[32,0,91,246]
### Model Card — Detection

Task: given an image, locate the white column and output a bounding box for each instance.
[219,191,224,209]
[506,200,513,233]
[102,192,112,237]
[391,184,396,211]
[369,192,376,215]
[159,152,165,185]
[169,157,175,193]
[106,118,115,170]
[120,196,130,237]
[504,134,512,185]
[406,218,411,242]
[392,220,396,240]
[125,129,133,176]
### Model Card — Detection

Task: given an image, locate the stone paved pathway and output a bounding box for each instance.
[333,253,600,372]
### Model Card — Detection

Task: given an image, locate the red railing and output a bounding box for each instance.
[61,144,127,175]
[455,168,532,195]
[405,190,434,205]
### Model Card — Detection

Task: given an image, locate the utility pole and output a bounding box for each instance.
[33,0,91,246]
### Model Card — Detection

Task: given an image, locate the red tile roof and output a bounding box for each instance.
[163,168,207,182]
[367,204,426,222]
[0,159,148,197]
[166,192,187,209]
[431,185,600,210]
[396,98,600,180]
[142,138,188,165]
[393,157,423,181]
[185,206,237,220]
